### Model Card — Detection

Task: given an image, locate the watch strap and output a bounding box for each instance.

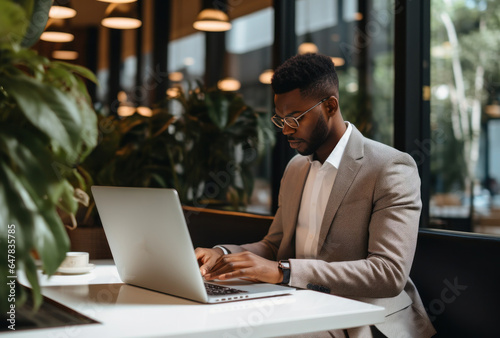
[278,260,291,285]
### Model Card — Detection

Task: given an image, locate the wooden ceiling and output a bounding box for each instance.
[69,0,272,36]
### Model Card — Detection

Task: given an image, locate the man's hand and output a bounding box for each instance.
[195,247,224,276]
[204,251,284,284]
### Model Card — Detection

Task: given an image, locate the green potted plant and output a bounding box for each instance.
[162,84,275,209]
[0,0,98,311]
[78,83,275,231]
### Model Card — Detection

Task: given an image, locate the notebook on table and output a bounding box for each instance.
[91,186,294,304]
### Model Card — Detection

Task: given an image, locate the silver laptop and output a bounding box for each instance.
[91,186,294,303]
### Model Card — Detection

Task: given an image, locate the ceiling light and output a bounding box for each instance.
[117,91,128,102]
[331,57,345,67]
[259,69,274,84]
[98,0,137,3]
[193,9,231,32]
[485,103,500,118]
[52,41,78,60]
[166,87,181,98]
[52,50,79,60]
[137,106,153,117]
[299,3,317,56]
[102,3,142,29]
[298,42,318,55]
[49,1,76,19]
[169,72,184,82]
[117,105,136,117]
[217,77,241,92]
[40,19,74,43]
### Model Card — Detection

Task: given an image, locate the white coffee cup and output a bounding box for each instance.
[59,252,89,269]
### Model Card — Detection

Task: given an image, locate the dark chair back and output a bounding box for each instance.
[410,229,500,337]
[182,206,273,248]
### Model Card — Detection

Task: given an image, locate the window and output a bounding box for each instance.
[295,0,395,145]
[429,0,500,235]
[168,0,275,214]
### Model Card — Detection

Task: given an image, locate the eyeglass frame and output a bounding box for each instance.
[271,97,329,129]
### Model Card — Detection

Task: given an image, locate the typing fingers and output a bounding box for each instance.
[206,252,268,280]
[205,251,281,284]
[195,247,222,276]
[205,255,251,280]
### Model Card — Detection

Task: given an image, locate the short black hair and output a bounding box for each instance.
[271,53,339,100]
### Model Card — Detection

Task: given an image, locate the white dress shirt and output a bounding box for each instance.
[295,122,352,259]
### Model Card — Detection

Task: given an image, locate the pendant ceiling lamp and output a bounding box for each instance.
[166,87,181,98]
[259,69,274,85]
[485,102,500,118]
[101,2,142,29]
[98,0,137,3]
[49,0,76,19]
[52,42,79,60]
[217,77,241,92]
[52,50,79,60]
[193,9,231,32]
[330,57,345,67]
[137,106,153,117]
[298,41,318,55]
[169,72,184,82]
[40,19,74,43]
[298,1,318,55]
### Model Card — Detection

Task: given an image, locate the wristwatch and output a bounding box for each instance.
[278,260,291,284]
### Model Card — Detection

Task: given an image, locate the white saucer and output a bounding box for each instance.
[57,264,95,275]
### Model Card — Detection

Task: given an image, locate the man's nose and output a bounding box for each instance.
[282,123,295,136]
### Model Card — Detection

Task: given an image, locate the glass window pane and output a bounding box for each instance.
[295,0,394,145]
[430,0,500,235]
[169,2,274,215]
[225,7,275,214]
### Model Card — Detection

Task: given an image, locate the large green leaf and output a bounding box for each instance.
[205,93,229,130]
[52,61,99,84]
[77,97,99,159]
[20,0,51,48]
[55,180,78,215]
[1,161,69,275]
[0,163,37,312]
[0,130,61,202]
[22,253,42,309]
[2,74,84,159]
[0,1,30,49]
[8,48,49,78]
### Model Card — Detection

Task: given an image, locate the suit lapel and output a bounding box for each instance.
[317,126,365,253]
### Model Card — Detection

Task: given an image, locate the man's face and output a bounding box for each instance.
[273,89,330,156]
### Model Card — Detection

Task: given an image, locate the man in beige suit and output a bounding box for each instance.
[196,53,435,337]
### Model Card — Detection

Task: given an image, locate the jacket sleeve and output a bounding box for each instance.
[220,156,304,258]
[222,207,283,259]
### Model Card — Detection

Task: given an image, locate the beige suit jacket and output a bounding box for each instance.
[225,126,436,337]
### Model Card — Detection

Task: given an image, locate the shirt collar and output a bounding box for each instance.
[307,122,353,169]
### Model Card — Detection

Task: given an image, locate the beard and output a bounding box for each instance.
[295,113,329,156]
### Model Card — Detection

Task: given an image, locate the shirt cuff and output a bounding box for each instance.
[213,245,230,255]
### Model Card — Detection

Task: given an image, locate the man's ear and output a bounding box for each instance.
[326,96,339,115]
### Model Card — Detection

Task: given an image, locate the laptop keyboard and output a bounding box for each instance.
[204,283,248,296]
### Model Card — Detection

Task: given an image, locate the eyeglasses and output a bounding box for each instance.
[271,98,328,129]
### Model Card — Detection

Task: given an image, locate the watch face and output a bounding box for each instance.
[279,261,290,269]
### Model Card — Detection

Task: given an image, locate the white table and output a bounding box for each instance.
[11,260,385,337]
